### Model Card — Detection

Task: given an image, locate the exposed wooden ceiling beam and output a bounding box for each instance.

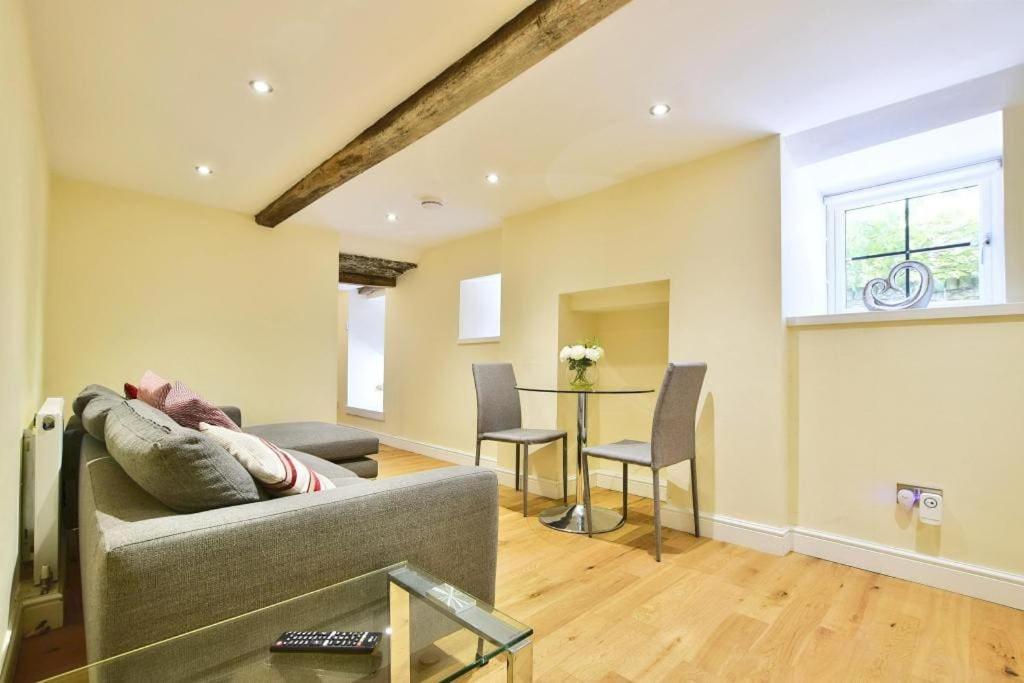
[338,252,417,288]
[256,0,632,228]
[339,272,396,288]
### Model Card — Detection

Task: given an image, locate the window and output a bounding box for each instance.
[826,162,1003,312]
[347,292,385,419]
[459,273,501,342]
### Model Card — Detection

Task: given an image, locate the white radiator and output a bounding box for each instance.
[23,397,64,587]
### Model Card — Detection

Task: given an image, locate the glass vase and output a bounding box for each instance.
[567,362,598,389]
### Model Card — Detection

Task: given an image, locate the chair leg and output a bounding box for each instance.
[652,468,662,562]
[561,435,568,504]
[522,445,529,517]
[514,443,520,491]
[622,462,628,522]
[581,454,594,538]
[475,439,481,467]
[690,458,700,539]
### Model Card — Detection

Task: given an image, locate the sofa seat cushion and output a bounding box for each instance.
[334,457,378,479]
[244,422,379,465]
[287,450,364,487]
[104,399,260,513]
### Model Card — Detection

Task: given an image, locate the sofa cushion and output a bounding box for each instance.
[287,449,364,486]
[138,370,173,408]
[162,381,239,430]
[333,457,378,479]
[244,422,378,464]
[81,394,124,442]
[104,400,260,513]
[199,423,335,496]
[73,384,121,417]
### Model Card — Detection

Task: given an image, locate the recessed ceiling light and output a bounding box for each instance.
[386,212,398,222]
[249,79,273,94]
[485,173,500,184]
[194,165,213,176]
[420,198,444,210]
[649,103,671,118]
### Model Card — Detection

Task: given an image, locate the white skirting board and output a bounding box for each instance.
[365,430,1024,611]
[790,527,1024,611]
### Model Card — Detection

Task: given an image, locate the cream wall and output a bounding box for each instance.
[501,137,787,525]
[338,110,1024,578]
[790,106,1024,574]
[45,177,340,425]
[792,318,1024,573]
[339,138,789,527]
[338,229,504,449]
[1006,105,1024,302]
[0,0,48,651]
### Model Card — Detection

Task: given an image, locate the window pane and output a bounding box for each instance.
[915,245,981,303]
[459,273,501,340]
[845,199,905,259]
[909,185,980,250]
[845,253,909,309]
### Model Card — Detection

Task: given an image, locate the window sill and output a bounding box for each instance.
[346,407,384,422]
[787,302,1024,327]
[458,336,500,345]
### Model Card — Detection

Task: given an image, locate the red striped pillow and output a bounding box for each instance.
[199,423,334,496]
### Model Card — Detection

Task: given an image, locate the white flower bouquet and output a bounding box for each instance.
[559,339,604,388]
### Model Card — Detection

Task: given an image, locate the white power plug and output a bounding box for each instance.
[919,492,943,526]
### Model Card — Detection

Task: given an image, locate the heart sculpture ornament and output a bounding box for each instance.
[862,260,934,311]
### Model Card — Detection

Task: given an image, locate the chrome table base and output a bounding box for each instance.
[539,503,624,534]
[538,391,624,534]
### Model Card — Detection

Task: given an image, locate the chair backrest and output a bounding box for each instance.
[472,363,523,436]
[650,362,707,469]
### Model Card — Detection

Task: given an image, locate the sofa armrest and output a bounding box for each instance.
[218,405,242,427]
[83,466,498,660]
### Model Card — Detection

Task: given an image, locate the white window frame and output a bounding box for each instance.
[458,273,501,344]
[825,160,1005,314]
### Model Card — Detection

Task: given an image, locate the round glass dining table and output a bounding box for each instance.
[515,384,654,534]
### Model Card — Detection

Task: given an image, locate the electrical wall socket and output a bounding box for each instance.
[919,491,943,525]
[895,482,943,504]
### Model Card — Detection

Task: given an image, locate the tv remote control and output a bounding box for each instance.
[271,631,382,654]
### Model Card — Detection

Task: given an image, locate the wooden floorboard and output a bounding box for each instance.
[15,445,1024,681]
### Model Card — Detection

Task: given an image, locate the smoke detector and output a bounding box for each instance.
[420,197,444,210]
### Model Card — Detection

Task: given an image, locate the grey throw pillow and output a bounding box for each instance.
[81,394,124,442]
[73,384,122,417]
[103,399,260,513]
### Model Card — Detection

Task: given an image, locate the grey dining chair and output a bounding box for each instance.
[580,362,707,561]
[472,363,568,516]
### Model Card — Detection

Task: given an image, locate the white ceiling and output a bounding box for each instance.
[26,0,1024,252]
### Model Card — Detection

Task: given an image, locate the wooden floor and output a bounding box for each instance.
[15,445,1024,681]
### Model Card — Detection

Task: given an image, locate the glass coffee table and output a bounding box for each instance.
[45,562,532,682]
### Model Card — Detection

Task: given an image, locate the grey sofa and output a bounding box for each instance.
[73,404,499,661]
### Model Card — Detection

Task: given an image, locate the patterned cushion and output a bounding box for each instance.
[138,370,172,408]
[138,370,238,430]
[123,382,139,399]
[199,423,335,496]
[163,381,239,430]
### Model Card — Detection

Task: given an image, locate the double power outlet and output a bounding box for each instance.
[895,483,943,526]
